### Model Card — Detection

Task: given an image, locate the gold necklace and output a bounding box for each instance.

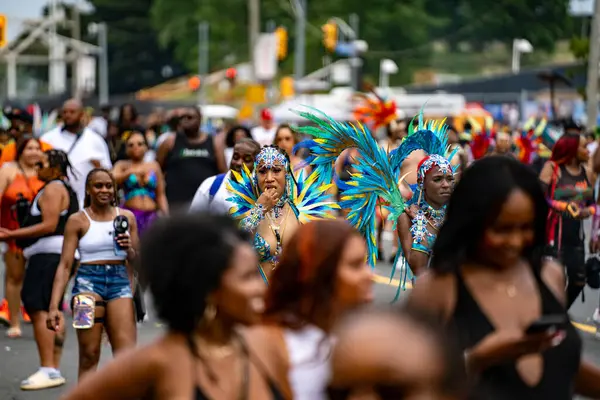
[195,336,237,359]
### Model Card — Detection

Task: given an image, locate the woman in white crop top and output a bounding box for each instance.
[47,168,139,381]
[245,220,374,400]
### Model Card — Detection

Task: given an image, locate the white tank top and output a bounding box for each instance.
[78,208,127,263]
[283,325,332,400]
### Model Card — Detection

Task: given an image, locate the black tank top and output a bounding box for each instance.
[17,179,79,249]
[552,165,593,246]
[165,133,219,208]
[449,268,581,399]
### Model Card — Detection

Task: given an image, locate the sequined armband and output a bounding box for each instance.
[240,204,265,232]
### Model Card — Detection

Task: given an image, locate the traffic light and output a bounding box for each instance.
[322,21,337,53]
[280,76,295,99]
[275,27,288,61]
[0,14,7,49]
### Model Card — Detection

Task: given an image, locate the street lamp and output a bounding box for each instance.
[511,38,533,74]
[379,59,398,92]
[87,22,109,104]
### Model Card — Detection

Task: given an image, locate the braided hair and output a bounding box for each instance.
[83,168,119,208]
[45,149,75,178]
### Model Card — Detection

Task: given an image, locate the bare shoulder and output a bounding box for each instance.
[150,160,163,172]
[407,271,456,321]
[162,133,177,148]
[68,211,88,226]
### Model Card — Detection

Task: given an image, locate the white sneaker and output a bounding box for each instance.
[593,308,600,325]
[20,369,65,390]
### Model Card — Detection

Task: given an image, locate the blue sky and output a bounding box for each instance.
[1,0,49,41]
[1,1,93,41]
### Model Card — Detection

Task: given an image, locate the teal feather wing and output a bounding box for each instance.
[292,168,340,223]
[293,107,357,179]
[389,118,451,173]
[226,164,259,219]
[295,107,405,267]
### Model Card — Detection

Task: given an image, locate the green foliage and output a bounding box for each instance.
[150,0,576,86]
[86,0,182,94]
[570,36,590,60]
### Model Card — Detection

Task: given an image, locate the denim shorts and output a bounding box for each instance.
[72,264,133,302]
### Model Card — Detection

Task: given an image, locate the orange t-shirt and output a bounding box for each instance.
[0,140,53,167]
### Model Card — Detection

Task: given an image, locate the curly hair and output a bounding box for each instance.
[139,213,250,333]
[83,168,118,207]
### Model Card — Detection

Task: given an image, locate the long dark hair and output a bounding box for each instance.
[263,220,360,330]
[430,156,548,274]
[83,168,118,207]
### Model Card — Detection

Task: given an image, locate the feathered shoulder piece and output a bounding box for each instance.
[294,108,405,266]
[226,164,260,221]
[389,111,456,173]
[226,163,339,223]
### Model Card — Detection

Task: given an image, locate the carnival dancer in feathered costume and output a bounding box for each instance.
[295,108,457,297]
[465,116,493,160]
[226,145,339,283]
[514,117,552,164]
[390,117,458,287]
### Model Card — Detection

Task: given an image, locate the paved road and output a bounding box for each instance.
[1,234,600,399]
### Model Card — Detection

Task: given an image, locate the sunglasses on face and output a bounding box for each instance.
[327,385,406,400]
[181,115,195,120]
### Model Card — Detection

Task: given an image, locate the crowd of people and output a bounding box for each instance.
[2,97,600,399]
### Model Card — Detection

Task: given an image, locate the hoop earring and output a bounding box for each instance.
[203,303,217,324]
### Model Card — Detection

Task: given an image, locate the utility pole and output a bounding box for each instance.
[198,22,209,105]
[248,0,260,81]
[71,2,81,97]
[586,0,600,130]
[97,22,109,105]
[293,0,306,81]
[349,13,361,91]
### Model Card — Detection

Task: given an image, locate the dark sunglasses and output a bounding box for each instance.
[327,385,406,400]
[181,114,195,120]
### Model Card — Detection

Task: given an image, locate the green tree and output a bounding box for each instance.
[87,0,183,94]
[150,0,441,84]
[439,0,575,52]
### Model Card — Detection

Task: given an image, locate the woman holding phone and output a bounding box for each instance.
[47,168,139,380]
[408,156,600,399]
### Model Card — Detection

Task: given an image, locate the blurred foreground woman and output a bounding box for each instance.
[329,308,467,400]
[408,156,600,399]
[247,220,374,399]
[61,213,285,399]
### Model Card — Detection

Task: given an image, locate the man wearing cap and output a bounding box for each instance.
[251,108,277,147]
[0,105,53,166]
